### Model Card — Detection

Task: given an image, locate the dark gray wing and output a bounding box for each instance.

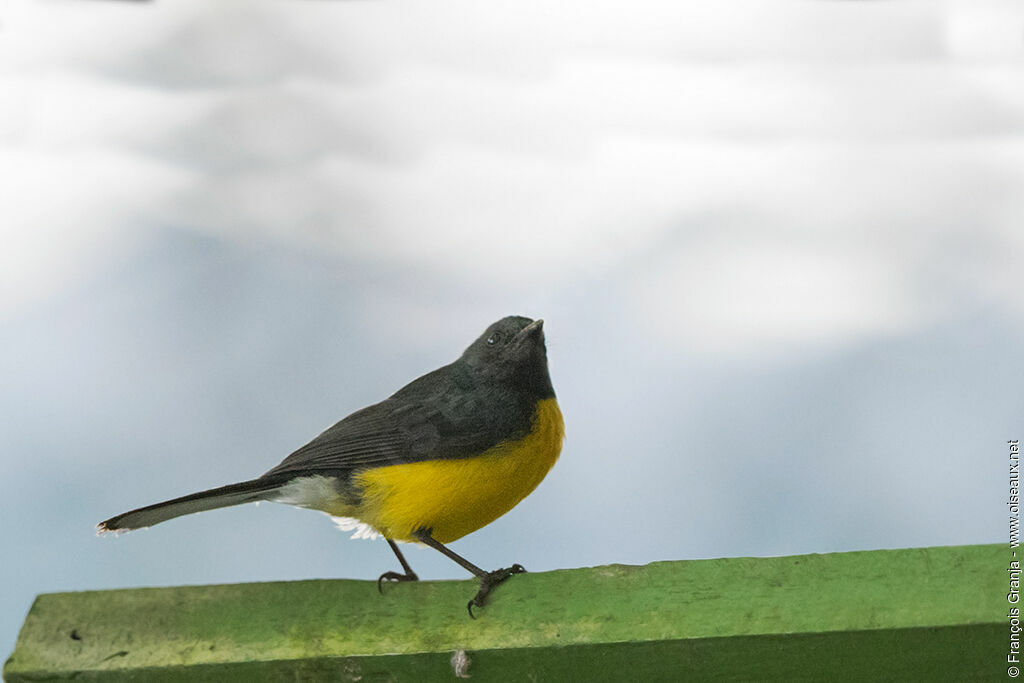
[262,401,427,478]
[261,364,527,480]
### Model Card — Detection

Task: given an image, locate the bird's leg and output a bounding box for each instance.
[414,530,527,618]
[377,538,419,593]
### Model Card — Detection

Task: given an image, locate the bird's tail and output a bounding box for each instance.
[96,478,287,534]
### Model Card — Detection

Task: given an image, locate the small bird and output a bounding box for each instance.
[98,316,563,616]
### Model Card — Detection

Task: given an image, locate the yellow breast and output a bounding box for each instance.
[353,398,564,544]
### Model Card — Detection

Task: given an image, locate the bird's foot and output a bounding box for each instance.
[467,564,526,618]
[377,570,419,593]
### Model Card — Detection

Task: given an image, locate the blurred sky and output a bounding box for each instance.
[2,0,1023,657]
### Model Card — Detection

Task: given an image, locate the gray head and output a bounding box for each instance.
[461,316,554,398]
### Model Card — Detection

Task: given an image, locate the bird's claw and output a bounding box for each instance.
[467,564,527,618]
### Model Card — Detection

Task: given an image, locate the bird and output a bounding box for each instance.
[98,315,563,616]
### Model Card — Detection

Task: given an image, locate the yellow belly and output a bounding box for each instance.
[352,398,564,543]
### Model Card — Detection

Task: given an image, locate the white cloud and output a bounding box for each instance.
[634,238,923,356]
[945,0,1024,60]
[0,148,190,318]
[1,0,1021,353]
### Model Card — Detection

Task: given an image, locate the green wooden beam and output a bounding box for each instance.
[4,544,1006,681]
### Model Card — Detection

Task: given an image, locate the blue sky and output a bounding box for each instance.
[2,0,1022,657]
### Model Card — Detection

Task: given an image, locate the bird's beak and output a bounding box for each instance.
[517,319,544,339]
[512,319,544,348]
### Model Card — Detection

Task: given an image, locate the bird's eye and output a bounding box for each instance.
[486,333,501,346]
